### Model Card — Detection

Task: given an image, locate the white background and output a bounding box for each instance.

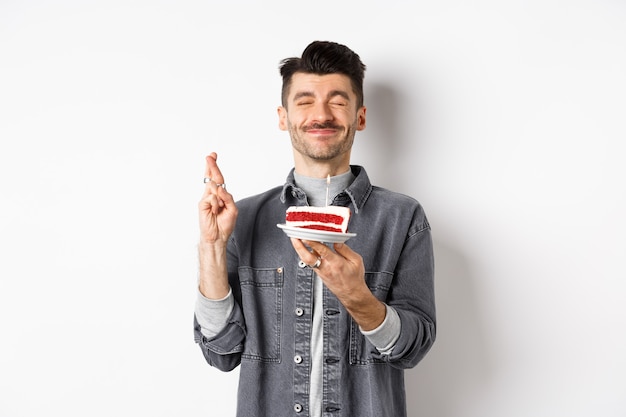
[1,1,625,416]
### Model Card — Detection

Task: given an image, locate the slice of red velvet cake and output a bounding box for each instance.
[285,206,351,233]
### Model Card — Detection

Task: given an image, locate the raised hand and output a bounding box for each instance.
[198,152,238,246]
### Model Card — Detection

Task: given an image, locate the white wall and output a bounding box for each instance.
[1,1,624,416]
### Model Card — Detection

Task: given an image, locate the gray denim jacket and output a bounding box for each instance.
[194,166,436,417]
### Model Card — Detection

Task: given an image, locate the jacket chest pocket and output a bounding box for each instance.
[239,266,284,362]
[350,271,393,365]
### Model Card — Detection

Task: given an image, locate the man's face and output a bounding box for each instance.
[278,73,366,164]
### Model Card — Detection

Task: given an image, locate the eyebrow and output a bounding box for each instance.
[292,90,350,102]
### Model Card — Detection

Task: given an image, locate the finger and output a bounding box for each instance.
[215,183,237,209]
[202,153,227,200]
[205,152,225,185]
[199,193,221,215]
[302,240,332,259]
[204,152,217,178]
[200,181,236,213]
[333,242,361,265]
[290,238,319,265]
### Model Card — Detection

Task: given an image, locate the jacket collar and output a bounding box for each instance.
[280,165,372,214]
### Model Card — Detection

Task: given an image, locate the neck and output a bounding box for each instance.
[293,154,351,178]
[294,170,355,207]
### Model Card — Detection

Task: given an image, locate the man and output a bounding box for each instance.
[194,40,436,417]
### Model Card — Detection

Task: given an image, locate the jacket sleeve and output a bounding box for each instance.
[193,239,246,372]
[193,301,245,372]
[372,220,436,369]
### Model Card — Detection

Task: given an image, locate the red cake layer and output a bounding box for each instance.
[285,212,344,225]
[285,206,351,233]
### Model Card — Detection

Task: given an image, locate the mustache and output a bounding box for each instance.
[303,123,341,131]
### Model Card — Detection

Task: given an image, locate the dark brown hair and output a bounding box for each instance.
[279,41,366,108]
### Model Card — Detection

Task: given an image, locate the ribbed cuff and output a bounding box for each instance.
[359,304,401,355]
[194,287,234,339]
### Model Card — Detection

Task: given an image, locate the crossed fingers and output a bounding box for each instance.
[202,152,228,213]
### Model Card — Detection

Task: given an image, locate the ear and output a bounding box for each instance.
[277,106,288,131]
[356,106,367,131]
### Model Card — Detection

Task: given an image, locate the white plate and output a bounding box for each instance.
[276,224,356,243]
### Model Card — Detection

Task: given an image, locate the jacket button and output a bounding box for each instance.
[295,307,304,316]
[298,260,307,268]
[294,355,303,364]
[294,403,303,413]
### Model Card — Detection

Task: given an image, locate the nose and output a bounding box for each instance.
[311,102,333,123]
